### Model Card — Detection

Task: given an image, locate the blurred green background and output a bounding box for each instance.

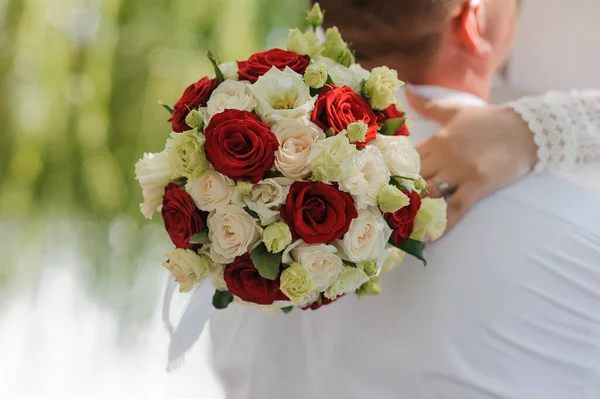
[0,2,306,396]
[0,0,306,293]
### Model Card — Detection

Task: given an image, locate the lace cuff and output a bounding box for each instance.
[508,91,600,172]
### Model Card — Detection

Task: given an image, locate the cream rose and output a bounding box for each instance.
[279,262,315,305]
[339,146,391,209]
[243,177,293,225]
[272,118,325,179]
[206,80,256,121]
[208,205,262,264]
[371,134,421,178]
[135,150,172,219]
[166,130,209,179]
[336,207,392,264]
[324,267,370,300]
[283,240,344,291]
[306,132,358,182]
[185,169,240,212]
[251,66,316,125]
[162,248,210,293]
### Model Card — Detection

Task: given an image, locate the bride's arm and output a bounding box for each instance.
[508,90,600,171]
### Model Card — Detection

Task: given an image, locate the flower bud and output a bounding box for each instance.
[287,28,323,58]
[263,221,293,253]
[322,27,354,67]
[306,2,325,28]
[345,121,368,143]
[364,66,403,110]
[218,61,239,81]
[377,184,410,213]
[358,259,379,278]
[185,109,205,129]
[414,178,427,191]
[236,181,253,196]
[303,62,328,89]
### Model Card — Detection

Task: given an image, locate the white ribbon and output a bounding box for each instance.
[162,277,216,371]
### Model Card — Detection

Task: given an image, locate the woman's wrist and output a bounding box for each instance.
[498,105,539,172]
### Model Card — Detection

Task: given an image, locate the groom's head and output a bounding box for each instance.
[317,0,519,97]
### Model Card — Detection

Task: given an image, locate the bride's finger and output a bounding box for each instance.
[425,174,457,198]
[445,181,483,231]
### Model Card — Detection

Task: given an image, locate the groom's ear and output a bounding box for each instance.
[454,0,491,56]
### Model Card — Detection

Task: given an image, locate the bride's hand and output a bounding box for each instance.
[406,88,539,230]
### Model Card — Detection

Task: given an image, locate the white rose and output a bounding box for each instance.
[135,150,172,219]
[272,118,325,179]
[336,207,392,265]
[338,146,390,209]
[283,240,344,291]
[219,61,239,81]
[244,177,293,225]
[411,198,448,242]
[185,169,240,212]
[162,248,210,293]
[208,205,262,264]
[296,291,320,308]
[306,132,358,182]
[206,80,256,121]
[324,267,370,300]
[314,57,369,93]
[251,66,316,125]
[370,134,421,178]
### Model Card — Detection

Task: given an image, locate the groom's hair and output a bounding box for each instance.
[315,0,462,78]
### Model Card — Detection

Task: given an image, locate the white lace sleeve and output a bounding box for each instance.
[507,91,600,172]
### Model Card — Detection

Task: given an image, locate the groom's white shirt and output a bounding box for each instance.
[206,86,600,399]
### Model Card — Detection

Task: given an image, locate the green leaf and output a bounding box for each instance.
[391,175,417,182]
[281,306,294,314]
[158,100,174,115]
[243,206,260,219]
[189,228,209,245]
[212,290,234,309]
[263,170,285,179]
[250,243,282,280]
[344,261,358,268]
[207,50,225,84]
[359,79,367,98]
[389,237,427,266]
[380,118,406,136]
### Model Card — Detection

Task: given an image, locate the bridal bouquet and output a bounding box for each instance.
[136,3,446,316]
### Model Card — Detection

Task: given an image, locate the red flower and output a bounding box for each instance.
[237,48,310,83]
[224,254,287,305]
[171,77,218,133]
[384,190,422,246]
[162,183,208,249]
[204,109,279,183]
[302,294,344,311]
[280,181,358,244]
[377,104,410,136]
[311,85,379,145]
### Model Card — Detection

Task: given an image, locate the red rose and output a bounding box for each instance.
[384,190,422,246]
[162,183,208,249]
[204,109,279,183]
[224,254,287,305]
[377,104,410,136]
[171,77,218,132]
[280,181,358,244]
[237,48,310,83]
[302,294,343,311]
[311,85,379,145]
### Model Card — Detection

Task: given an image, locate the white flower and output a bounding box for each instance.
[411,198,448,242]
[306,132,358,182]
[219,61,239,81]
[208,205,262,264]
[370,134,421,178]
[296,291,320,308]
[380,245,406,275]
[364,66,403,110]
[135,150,173,219]
[166,130,209,179]
[243,177,293,225]
[251,66,316,125]
[185,169,240,212]
[287,28,323,58]
[314,57,369,93]
[338,146,391,209]
[283,240,344,291]
[198,244,228,291]
[162,248,210,293]
[206,80,256,120]
[336,207,392,265]
[324,267,370,299]
[272,118,325,179]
